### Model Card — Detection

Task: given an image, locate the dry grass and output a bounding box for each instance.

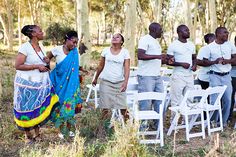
[1,50,236,157]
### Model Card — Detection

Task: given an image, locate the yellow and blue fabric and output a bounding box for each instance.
[13,76,60,131]
[50,48,83,127]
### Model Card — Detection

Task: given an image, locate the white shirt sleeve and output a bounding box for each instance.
[230,42,236,54]
[167,43,174,56]
[200,46,211,59]
[18,43,28,56]
[124,49,130,59]
[138,37,148,50]
[197,47,207,60]
[192,43,196,55]
[51,47,58,57]
[101,48,108,57]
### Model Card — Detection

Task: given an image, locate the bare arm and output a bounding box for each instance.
[166,54,190,69]
[223,54,236,65]
[137,49,162,60]
[120,59,130,92]
[15,53,48,72]
[92,57,105,86]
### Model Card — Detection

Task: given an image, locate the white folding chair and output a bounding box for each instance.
[132,92,166,146]
[167,89,208,141]
[85,72,99,108]
[203,86,226,136]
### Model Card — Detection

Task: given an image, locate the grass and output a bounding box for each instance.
[0,50,236,157]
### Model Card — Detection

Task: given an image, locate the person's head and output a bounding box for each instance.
[21,25,44,40]
[204,33,215,44]
[64,31,78,50]
[177,24,190,39]
[149,22,163,39]
[111,33,124,46]
[79,42,88,55]
[215,27,229,43]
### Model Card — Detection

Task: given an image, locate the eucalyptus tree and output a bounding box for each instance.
[0,0,15,51]
[124,0,137,66]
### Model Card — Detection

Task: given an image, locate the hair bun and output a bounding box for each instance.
[21,25,31,36]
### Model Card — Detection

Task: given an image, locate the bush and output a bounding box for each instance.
[46,23,73,45]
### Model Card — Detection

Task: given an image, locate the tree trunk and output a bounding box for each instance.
[150,0,163,23]
[76,0,91,68]
[184,0,193,40]
[209,0,217,32]
[0,15,9,47]
[124,0,137,66]
[192,0,198,44]
[4,0,14,51]
[18,0,22,45]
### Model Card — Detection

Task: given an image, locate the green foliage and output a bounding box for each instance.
[79,109,104,138]
[46,23,73,45]
[84,140,107,157]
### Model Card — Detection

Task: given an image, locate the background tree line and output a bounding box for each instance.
[0,0,235,66]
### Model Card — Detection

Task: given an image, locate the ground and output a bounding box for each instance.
[0,50,235,157]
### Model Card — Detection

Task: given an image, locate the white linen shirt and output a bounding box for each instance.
[202,41,236,73]
[99,47,130,83]
[137,34,162,76]
[197,46,210,82]
[167,40,196,76]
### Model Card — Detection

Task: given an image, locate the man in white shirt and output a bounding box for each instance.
[199,27,236,127]
[167,24,196,112]
[196,33,215,89]
[137,22,166,130]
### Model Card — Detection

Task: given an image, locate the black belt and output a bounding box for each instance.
[209,70,229,76]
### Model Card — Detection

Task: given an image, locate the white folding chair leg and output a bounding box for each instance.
[94,88,98,108]
[86,87,92,102]
[159,116,164,146]
[111,109,125,128]
[167,113,179,136]
[201,112,205,139]
[185,115,190,141]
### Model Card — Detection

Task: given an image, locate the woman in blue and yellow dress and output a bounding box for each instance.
[14,25,59,144]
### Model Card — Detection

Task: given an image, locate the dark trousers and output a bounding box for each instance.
[198,79,209,90]
[229,77,236,120]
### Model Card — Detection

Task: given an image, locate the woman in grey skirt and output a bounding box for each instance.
[92,33,130,120]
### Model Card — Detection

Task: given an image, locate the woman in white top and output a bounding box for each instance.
[14,25,59,144]
[92,33,130,120]
[47,31,83,138]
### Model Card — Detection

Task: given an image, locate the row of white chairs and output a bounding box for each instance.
[85,71,234,146]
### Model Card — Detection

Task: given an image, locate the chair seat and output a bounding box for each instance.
[86,84,99,89]
[135,111,160,120]
[203,104,221,111]
[169,106,203,115]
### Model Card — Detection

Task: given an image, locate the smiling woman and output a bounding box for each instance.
[13,25,60,144]
[47,31,83,138]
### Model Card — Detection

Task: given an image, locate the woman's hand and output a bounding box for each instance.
[92,79,97,87]
[120,82,128,92]
[37,64,50,72]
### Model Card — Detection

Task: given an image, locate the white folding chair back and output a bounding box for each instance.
[85,72,100,108]
[167,89,208,141]
[132,92,166,146]
[204,85,227,136]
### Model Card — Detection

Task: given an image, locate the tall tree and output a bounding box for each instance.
[0,0,14,51]
[124,0,137,66]
[149,0,163,22]
[209,0,217,32]
[77,0,91,68]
